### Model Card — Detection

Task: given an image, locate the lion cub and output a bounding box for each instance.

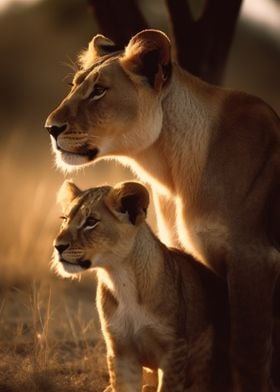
[53,181,230,392]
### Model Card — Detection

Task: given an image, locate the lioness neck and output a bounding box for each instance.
[97,224,165,303]
[125,66,224,197]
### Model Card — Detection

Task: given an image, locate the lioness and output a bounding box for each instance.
[45,30,280,390]
[53,180,230,392]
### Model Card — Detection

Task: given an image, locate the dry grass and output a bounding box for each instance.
[0,129,143,391]
[0,279,109,392]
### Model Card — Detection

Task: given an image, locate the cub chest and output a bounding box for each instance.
[101,293,173,368]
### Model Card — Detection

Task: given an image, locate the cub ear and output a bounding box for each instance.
[79,34,122,68]
[57,180,82,210]
[106,182,150,225]
[121,29,172,91]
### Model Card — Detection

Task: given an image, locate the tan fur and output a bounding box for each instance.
[53,181,230,392]
[46,30,280,390]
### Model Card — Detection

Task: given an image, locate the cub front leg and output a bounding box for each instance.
[153,190,180,248]
[107,353,142,392]
[158,334,221,392]
[228,246,277,392]
[158,340,193,392]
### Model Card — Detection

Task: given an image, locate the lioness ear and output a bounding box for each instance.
[57,181,82,210]
[79,34,122,68]
[91,34,122,57]
[106,182,150,225]
[121,29,172,91]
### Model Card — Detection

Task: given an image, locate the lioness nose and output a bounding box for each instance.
[55,243,69,254]
[45,123,67,140]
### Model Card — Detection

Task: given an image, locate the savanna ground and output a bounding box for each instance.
[0,279,107,392]
[0,1,279,391]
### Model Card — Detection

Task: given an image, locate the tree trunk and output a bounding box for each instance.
[88,0,243,85]
[88,0,148,47]
[165,0,243,84]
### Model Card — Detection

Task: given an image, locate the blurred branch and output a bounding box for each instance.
[165,0,196,64]
[200,0,243,84]
[165,0,243,84]
[87,0,148,47]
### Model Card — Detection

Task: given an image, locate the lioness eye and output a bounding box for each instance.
[83,217,99,230]
[88,85,107,101]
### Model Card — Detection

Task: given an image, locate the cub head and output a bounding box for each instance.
[53,180,150,278]
[45,30,172,171]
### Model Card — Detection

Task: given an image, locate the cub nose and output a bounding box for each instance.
[45,123,68,140]
[55,243,69,254]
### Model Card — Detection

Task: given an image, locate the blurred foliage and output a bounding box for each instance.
[0,0,95,138]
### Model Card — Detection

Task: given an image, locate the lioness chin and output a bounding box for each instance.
[46,29,280,390]
[53,180,230,392]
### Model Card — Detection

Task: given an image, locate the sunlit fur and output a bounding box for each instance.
[54,150,91,173]
[53,180,230,391]
[46,35,165,174]
[46,29,280,389]
[50,254,81,279]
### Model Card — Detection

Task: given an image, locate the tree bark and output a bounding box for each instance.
[165,0,243,84]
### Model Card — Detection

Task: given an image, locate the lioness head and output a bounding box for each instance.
[53,180,149,277]
[45,30,172,170]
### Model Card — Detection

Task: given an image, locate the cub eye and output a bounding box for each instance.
[88,84,107,101]
[83,217,99,231]
[60,215,68,222]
